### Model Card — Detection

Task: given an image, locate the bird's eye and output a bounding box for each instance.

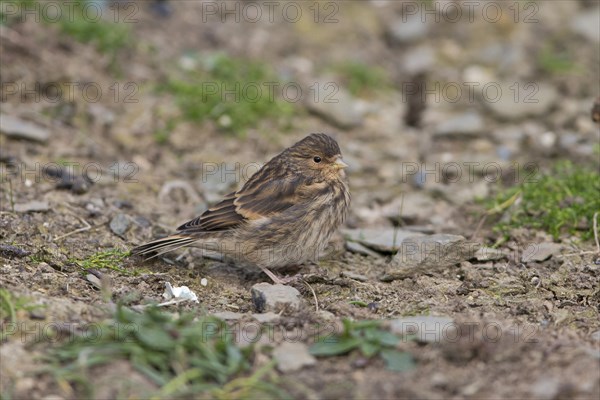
[313,156,322,163]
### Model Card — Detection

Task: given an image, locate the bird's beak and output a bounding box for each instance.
[334,157,349,170]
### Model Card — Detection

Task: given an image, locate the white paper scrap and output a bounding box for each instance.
[163,282,199,303]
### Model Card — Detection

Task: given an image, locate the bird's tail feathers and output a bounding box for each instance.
[131,235,198,260]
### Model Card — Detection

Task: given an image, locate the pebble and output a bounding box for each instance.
[390,316,456,343]
[273,342,316,372]
[14,201,50,213]
[383,234,477,281]
[484,82,558,120]
[569,8,600,43]
[402,45,435,74]
[345,241,381,258]
[433,111,484,137]
[474,247,507,262]
[0,114,49,142]
[393,234,473,268]
[86,274,102,289]
[529,376,561,399]
[0,244,31,258]
[305,84,365,129]
[521,242,563,263]
[387,14,429,43]
[252,312,280,323]
[110,213,130,237]
[212,311,243,320]
[343,228,422,253]
[251,283,301,313]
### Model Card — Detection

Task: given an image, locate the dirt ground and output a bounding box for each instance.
[1,1,599,399]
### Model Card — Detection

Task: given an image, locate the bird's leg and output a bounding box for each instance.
[259,267,299,285]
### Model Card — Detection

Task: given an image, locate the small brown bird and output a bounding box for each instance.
[132,133,350,283]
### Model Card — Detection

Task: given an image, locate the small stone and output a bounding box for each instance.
[0,114,50,142]
[345,241,380,258]
[484,82,558,120]
[273,342,316,372]
[251,283,301,313]
[29,308,46,320]
[402,45,435,74]
[433,111,484,137]
[343,228,422,253]
[390,316,456,343]
[340,271,368,282]
[530,376,561,399]
[394,234,474,268]
[110,213,130,237]
[0,244,31,258]
[569,8,600,43]
[252,312,280,323]
[521,243,563,263]
[387,14,429,43]
[212,311,244,321]
[305,84,365,129]
[474,247,507,261]
[384,234,478,281]
[14,200,49,213]
[41,396,65,400]
[86,274,102,289]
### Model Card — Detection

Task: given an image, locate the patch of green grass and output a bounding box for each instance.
[161,53,295,135]
[538,43,577,75]
[333,61,390,97]
[0,0,35,25]
[47,305,287,398]
[487,161,600,241]
[310,319,415,372]
[48,0,131,55]
[72,249,131,274]
[0,289,45,340]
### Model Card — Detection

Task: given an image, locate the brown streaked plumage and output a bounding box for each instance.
[132,133,350,283]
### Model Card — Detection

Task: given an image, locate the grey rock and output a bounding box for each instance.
[0,114,49,142]
[380,192,438,224]
[529,376,561,400]
[305,84,365,129]
[521,242,563,263]
[591,330,600,342]
[402,45,435,74]
[340,271,368,282]
[484,82,558,120]
[384,234,478,281]
[87,103,115,128]
[251,283,301,313]
[395,234,474,268]
[345,241,381,258]
[86,273,102,289]
[252,312,280,323]
[390,316,456,343]
[110,213,130,237]
[273,342,316,372]
[474,247,507,262]
[433,111,484,137]
[569,8,600,43]
[387,14,429,43]
[343,228,422,253]
[14,200,49,213]
[0,244,31,258]
[212,311,244,321]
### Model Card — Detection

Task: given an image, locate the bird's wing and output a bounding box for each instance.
[177,175,308,233]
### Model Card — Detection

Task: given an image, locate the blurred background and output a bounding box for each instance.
[1,1,600,398]
[1,0,598,236]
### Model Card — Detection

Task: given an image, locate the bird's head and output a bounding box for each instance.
[285,133,348,181]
